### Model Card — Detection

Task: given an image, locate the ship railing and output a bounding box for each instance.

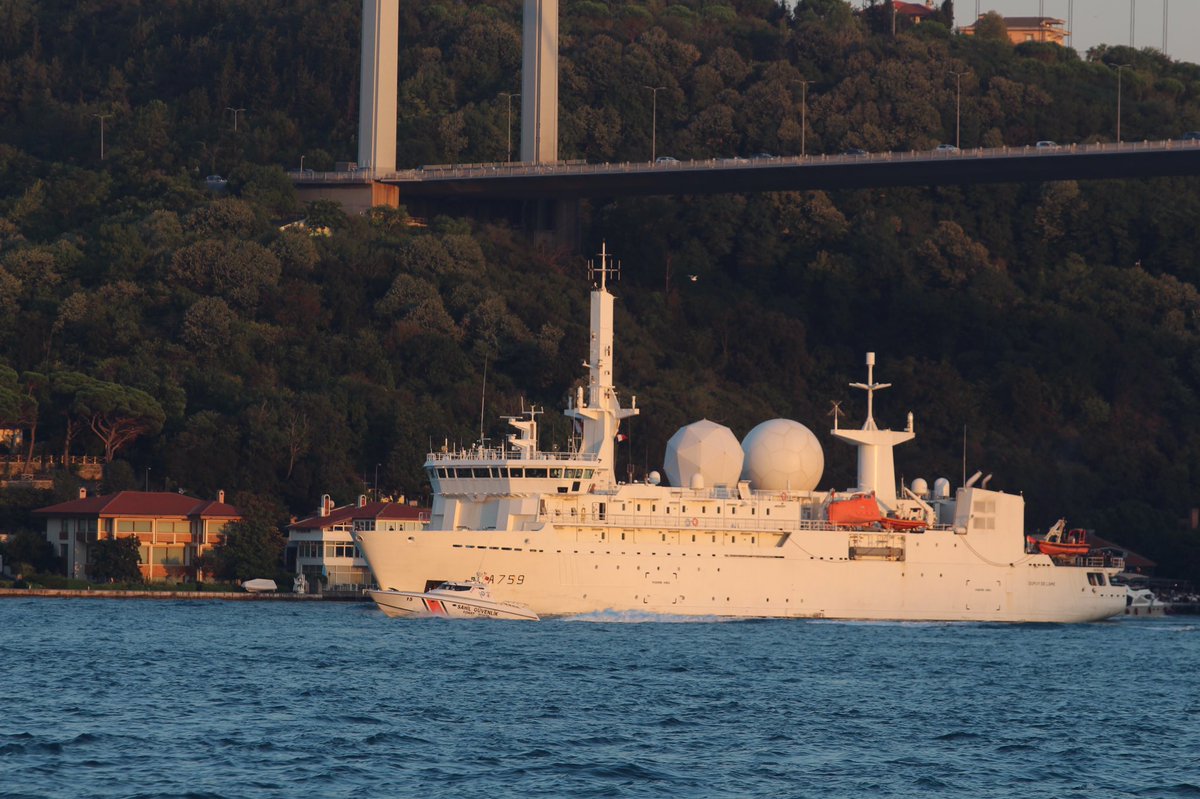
[565,511,955,533]
[426,448,600,463]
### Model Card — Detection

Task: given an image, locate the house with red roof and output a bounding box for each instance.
[961,15,1069,46]
[894,1,939,23]
[288,494,429,593]
[33,489,240,581]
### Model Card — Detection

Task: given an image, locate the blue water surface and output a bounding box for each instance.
[0,598,1197,799]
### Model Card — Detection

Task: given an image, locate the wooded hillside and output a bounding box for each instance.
[2,0,1200,579]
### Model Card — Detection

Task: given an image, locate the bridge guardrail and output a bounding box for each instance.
[287,138,1200,184]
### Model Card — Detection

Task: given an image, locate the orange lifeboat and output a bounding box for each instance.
[828,495,883,526]
[1027,521,1090,557]
[827,494,927,530]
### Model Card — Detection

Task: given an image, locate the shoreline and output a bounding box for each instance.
[0,587,368,601]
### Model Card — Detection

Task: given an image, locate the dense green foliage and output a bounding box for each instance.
[0,528,58,576]
[203,521,287,583]
[88,536,143,583]
[2,1,1200,580]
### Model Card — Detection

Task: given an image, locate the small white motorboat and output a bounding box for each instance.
[1126,587,1167,617]
[367,578,539,621]
[241,578,278,593]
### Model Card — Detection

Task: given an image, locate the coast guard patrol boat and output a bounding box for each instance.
[356,246,1126,622]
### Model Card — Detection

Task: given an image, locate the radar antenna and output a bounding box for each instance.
[848,352,892,431]
[588,241,621,290]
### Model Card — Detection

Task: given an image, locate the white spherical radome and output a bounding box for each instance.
[663,419,744,489]
[740,418,824,492]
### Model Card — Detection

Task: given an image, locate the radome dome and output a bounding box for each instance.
[740,419,824,492]
[663,419,744,488]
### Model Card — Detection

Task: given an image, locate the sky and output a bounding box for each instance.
[959,1,1199,65]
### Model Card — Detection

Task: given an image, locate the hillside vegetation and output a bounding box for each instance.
[2,0,1200,579]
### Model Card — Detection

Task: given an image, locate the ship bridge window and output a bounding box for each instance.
[1087,573,1107,586]
[510,468,523,478]
[551,468,563,478]
[496,467,508,478]
[584,470,594,478]
[437,468,448,478]
[567,468,583,478]
[472,468,489,478]
[527,468,548,478]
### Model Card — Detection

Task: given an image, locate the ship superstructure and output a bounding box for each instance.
[356,247,1126,622]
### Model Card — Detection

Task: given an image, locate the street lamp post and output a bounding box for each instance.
[796,80,814,156]
[374,463,381,501]
[92,113,112,160]
[1163,0,1168,54]
[644,86,665,162]
[949,70,969,150]
[1116,63,1132,143]
[500,92,520,162]
[226,107,245,132]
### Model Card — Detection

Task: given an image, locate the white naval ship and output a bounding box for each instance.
[356,246,1127,622]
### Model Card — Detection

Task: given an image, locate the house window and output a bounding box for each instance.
[118,520,152,533]
[160,546,186,565]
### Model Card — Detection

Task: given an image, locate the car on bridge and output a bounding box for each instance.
[1179,131,1200,141]
[655,156,678,164]
[844,148,868,156]
[934,144,958,152]
[1035,140,1061,149]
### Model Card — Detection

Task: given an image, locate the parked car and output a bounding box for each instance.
[1035,140,1060,149]
[934,143,958,152]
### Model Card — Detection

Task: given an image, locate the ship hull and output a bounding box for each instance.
[357,525,1127,623]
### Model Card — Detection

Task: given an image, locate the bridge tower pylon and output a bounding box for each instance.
[358,0,399,174]
[521,0,559,164]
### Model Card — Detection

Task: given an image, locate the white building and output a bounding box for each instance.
[288,495,428,592]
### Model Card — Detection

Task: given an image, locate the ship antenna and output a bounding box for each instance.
[479,353,489,444]
[829,400,844,432]
[848,352,891,431]
[590,241,620,290]
[962,423,967,487]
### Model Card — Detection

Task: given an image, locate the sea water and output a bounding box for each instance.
[0,598,1197,799]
